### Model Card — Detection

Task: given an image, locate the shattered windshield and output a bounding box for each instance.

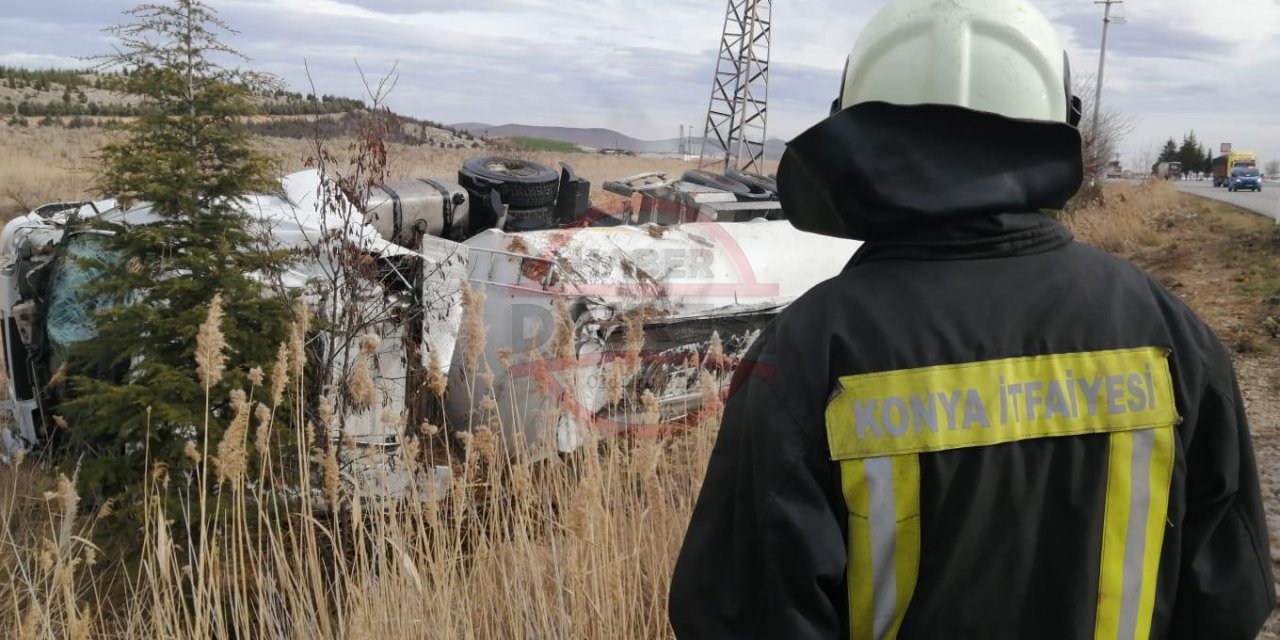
[46,234,118,354]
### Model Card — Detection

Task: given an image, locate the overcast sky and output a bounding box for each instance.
[2,0,1278,169]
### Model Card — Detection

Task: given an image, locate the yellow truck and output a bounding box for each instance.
[1212,151,1258,187]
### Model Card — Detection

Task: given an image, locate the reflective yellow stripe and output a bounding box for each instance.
[889,456,920,640]
[843,459,875,640]
[1095,426,1175,640]
[841,455,920,640]
[1095,431,1133,639]
[1136,426,1174,638]
[826,348,1178,460]
[827,348,1179,640]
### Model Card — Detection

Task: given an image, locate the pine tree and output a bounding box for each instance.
[1175,131,1207,175]
[60,0,292,509]
[1157,138,1179,163]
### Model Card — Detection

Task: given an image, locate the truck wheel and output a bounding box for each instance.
[504,205,555,232]
[725,169,778,195]
[461,156,560,208]
[681,170,752,197]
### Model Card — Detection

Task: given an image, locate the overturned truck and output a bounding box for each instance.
[0,157,861,489]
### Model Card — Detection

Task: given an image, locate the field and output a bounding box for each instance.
[0,125,710,221]
[508,136,585,153]
[0,126,107,218]
[2,124,1279,637]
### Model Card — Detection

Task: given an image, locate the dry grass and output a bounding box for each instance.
[265,137,713,197]
[0,293,727,639]
[0,125,713,221]
[1061,180,1182,253]
[0,126,110,219]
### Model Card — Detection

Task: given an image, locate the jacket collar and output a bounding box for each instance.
[845,212,1074,265]
[776,102,1085,247]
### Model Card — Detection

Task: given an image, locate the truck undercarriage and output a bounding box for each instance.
[0,159,861,493]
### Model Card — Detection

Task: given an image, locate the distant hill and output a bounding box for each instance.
[0,65,481,148]
[451,122,787,157]
[451,123,657,152]
[0,65,366,119]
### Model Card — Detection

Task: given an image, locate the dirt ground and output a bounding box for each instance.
[1122,193,1280,636]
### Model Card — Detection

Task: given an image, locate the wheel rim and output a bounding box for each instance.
[485,160,538,178]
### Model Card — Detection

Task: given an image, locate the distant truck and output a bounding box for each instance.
[1105,160,1123,179]
[1153,161,1182,180]
[1212,151,1258,187]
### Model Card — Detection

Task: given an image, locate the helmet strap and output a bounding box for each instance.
[1063,51,1083,127]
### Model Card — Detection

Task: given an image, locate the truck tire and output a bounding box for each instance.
[681,170,752,197]
[725,169,778,195]
[504,205,555,232]
[461,156,560,209]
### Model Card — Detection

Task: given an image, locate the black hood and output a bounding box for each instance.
[777,102,1084,241]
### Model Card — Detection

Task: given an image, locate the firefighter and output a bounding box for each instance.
[668,0,1276,637]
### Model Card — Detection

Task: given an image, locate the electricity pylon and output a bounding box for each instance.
[697,0,772,175]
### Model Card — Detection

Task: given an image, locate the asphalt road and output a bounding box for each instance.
[1176,180,1280,222]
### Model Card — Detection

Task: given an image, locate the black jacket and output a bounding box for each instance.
[669,103,1275,639]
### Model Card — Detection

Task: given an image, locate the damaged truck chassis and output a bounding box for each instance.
[0,157,861,495]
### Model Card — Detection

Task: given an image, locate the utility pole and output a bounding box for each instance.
[1091,0,1123,139]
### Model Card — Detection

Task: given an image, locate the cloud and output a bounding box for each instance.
[1038,0,1280,165]
[1,0,1278,166]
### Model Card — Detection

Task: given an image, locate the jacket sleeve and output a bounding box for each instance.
[668,336,848,639]
[1170,343,1276,639]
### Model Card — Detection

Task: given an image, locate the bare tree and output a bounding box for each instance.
[1075,72,1138,180]
[252,62,461,496]
[1131,141,1158,181]
[1266,160,1279,180]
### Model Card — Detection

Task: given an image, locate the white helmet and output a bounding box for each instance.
[835,0,1082,126]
